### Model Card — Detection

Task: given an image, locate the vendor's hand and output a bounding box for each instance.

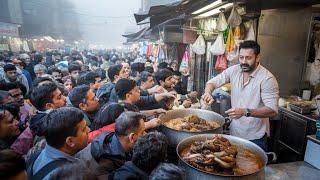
[225,108,246,119]
[201,92,214,105]
[188,91,198,98]
[182,99,192,108]
[145,118,161,129]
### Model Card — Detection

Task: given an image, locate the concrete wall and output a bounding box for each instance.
[258,7,313,96]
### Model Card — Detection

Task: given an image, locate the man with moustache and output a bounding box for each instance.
[202,41,279,151]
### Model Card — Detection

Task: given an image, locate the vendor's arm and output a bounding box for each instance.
[226,106,277,119]
[203,67,232,104]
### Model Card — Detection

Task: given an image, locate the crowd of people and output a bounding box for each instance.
[0,50,196,180]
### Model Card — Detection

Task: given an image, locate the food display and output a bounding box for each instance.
[181,135,263,176]
[163,115,220,132]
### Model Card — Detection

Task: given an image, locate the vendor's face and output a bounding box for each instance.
[0,110,20,138]
[239,48,260,72]
[6,70,17,82]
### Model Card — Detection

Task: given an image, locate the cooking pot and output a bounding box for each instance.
[176,134,270,180]
[159,108,225,147]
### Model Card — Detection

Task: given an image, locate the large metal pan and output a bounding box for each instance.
[159,108,225,147]
[176,134,268,180]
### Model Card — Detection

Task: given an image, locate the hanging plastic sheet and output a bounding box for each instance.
[227,6,242,28]
[216,12,228,32]
[191,34,206,55]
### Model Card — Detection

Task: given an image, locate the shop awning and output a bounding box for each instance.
[237,0,319,9]
[122,27,151,42]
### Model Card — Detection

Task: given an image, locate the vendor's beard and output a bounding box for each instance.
[240,63,257,72]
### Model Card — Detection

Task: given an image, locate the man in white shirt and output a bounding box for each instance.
[202,40,279,151]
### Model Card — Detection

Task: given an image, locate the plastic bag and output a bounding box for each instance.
[215,54,228,70]
[191,34,206,55]
[225,28,235,52]
[246,21,256,40]
[216,12,228,32]
[199,18,216,32]
[179,50,190,72]
[210,33,225,55]
[227,7,242,28]
[234,26,241,40]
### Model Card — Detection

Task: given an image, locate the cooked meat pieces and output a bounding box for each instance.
[182,135,238,175]
[163,115,220,132]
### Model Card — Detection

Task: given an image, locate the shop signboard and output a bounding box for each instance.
[0,22,19,37]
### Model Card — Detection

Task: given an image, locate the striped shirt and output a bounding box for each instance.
[207,64,279,140]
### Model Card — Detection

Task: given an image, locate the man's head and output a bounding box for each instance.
[32,76,54,88]
[34,64,47,77]
[0,149,27,180]
[3,64,17,82]
[108,64,125,83]
[121,62,130,78]
[115,111,146,152]
[132,132,168,174]
[150,163,185,180]
[139,71,154,90]
[68,62,82,80]
[77,72,102,90]
[115,79,140,104]
[239,40,261,73]
[172,71,182,86]
[30,82,66,111]
[0,90,12,105]
[68,85,100,113]
[43,107,90,155]
[0,103,20,139]
[170,62,179,72]
[50,67,62,81]
[155,69,174,89]
[0,82,24,106]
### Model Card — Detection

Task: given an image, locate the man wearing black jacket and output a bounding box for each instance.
[76,111,146,179]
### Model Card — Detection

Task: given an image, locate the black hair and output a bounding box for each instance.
[68,62,82,73]
[0,103,20,121]
[0,90,9,104]
[32,76,54,88]
[131,63,145,73]
[115,78,136,100]
[0,81,26,97]
[150,163,185,180]
[43,107,84,148]
[144,66,154,74]
[108,64,122,82]
[50,161,97,180]
[30,82,58,111]
[239,40,260,55]
[96,68,106,80]
[68,85,90,108]
[172,71,182,77]
[0,149,26,179]
[158,62,168,69]
[115,111,145,136]
[77,72,100,86]
[132,131,168,174]
[92,103,125,131]
[49,67,62,74]
[139,71,153,83]
[3,64,16,72]
[155,69,173,84]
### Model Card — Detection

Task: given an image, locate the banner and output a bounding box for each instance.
[0,22,19,37]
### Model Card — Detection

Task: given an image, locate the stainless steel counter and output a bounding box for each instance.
[265,161,320,180]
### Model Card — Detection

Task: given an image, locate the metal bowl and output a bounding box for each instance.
[159,108,225,147]
[176,134,268,180]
